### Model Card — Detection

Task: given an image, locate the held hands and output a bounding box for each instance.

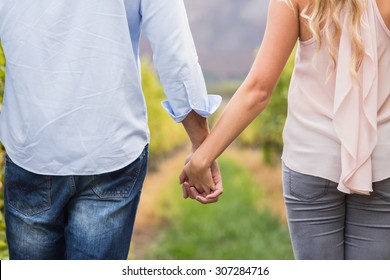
[179,152,223,204]
[179,111,223,203]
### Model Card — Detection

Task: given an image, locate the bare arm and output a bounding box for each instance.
[181,0,300,191]
[181,111,209,151]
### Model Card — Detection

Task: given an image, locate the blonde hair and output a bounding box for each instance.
[284,0,368,80]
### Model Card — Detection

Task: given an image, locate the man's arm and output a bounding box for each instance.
[140,0,222,201]
[140,0,221,122]
[181,111,209,151]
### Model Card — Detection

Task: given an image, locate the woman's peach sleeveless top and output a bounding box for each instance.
[282,0,390,194]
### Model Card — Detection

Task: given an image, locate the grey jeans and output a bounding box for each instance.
[282,162,390,260]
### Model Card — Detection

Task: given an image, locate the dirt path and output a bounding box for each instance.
[129,146,286,259]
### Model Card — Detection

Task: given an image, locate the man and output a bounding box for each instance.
[0,0,222,260]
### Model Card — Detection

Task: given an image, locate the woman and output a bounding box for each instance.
[180,0,390,259]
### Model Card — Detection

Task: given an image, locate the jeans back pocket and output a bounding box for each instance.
[4,156,52,216]
[283,163,330,201]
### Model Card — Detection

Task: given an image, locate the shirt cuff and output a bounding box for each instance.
[160,62,222,123]
[162,94,222,123]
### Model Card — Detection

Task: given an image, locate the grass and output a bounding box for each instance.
[0,210,7,260]
[143,155,294,260]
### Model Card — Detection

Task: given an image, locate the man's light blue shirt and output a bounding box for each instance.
[0,0,221,175]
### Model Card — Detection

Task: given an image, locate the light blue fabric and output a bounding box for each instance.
[0,0,221,175]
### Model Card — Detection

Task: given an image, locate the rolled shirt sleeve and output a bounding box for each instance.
[140,0,221,122]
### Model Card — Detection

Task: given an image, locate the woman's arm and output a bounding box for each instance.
[181,0,301,198]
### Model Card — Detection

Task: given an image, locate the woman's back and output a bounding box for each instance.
[282,0,390,194]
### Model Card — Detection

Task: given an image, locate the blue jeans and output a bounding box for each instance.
[282,162,390,260]
[3,146,148,260]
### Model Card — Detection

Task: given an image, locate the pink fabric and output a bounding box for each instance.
[333,1,378,194]
[282,0,390,195]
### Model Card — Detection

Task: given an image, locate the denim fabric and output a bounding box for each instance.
[4,146,148,260]
[282,162,390,260]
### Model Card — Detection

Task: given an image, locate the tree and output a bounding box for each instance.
[0,45,4,102]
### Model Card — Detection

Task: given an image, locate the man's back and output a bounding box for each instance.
[0,1,148,175]
[0,0,220,176]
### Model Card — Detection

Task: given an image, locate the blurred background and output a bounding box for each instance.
[0,0,295,260]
